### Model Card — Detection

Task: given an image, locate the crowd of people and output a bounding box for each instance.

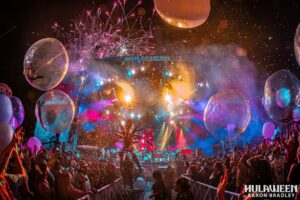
[178,127,300,199]
[0,128,118,200]
[0,126,300,200]
[147,126,300,200]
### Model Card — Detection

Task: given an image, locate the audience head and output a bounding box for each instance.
[175,177,190,193]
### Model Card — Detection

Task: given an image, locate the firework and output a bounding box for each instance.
[53,0,155,61]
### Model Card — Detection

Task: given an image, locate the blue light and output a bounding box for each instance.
[164,71,169,77]
[127,70,133,77]
[276,88,291,108]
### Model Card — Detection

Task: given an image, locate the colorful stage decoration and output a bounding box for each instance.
[204,90,251,141]
[154,0,210,28]
[26,1,266,156]
[295,23,300,67]
[263,70,300,124]
[27,136,42,153]
[0,94,13,124]
[262,121,275,139]
[0,123,14,151]
[139,128,155,152]
[10,96,25,129]
[35,89,75,134]
[23,38,69,91]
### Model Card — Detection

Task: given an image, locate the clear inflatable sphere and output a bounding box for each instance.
[35,90,75,134]
[293,107,300,122]
[10,96,25,129]
[23,38,69,91]
[154,0,211,29]
[204,90,251,140]
[295,23,300,66]
[264,70,300,124]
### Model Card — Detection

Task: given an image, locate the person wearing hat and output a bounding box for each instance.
[270,146,286,184]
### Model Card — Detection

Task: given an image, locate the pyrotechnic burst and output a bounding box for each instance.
[52,0,155,61]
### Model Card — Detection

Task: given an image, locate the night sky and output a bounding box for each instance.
[0,0,299,135]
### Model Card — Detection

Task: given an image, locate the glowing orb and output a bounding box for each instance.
[35,90,75,134]
[295,23,300,66]
[23,38,69,91]
[27,137,42,153]
[264,70,300,124]
[154,0,211,28]
[204,90,251,140]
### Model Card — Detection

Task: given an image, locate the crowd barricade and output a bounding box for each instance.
[181,175,239,200]
[78,177,128,200]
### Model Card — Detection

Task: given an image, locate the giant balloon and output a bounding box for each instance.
[154,0,211,28]
[10,96,25,129]
[0,94,13,123]
[23,38,69,91]
[263,70,300,124]
[262,122,275,139]
[295,23,300,66]
[204,90,251,140]
[27,137,42,153]
[0,83,12,97]
[35,90,75,134]
[0,123,14,152]
[293,107,300,122]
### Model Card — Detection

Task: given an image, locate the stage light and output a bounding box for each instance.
[124,94,132,103]
[131,113,135,118]
[170,120,174,125]
[141,66,145,71]
[121,120,125,125]
[165,93,172,103]
[105,110,110,114]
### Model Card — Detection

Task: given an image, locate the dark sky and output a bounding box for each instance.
[0,0,299,134]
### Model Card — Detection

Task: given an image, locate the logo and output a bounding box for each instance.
[244,185,298,198]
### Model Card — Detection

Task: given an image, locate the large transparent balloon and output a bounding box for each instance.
[35,90,75,134]
[0,123,14,152]
[263,70,300,124]
[23,38,69,91]
[295,23,300,66]
[0,94,13,123]
[154,0,211,29]
[204,90,251,140]
[0,83,12,97]
[10,96,25,129]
